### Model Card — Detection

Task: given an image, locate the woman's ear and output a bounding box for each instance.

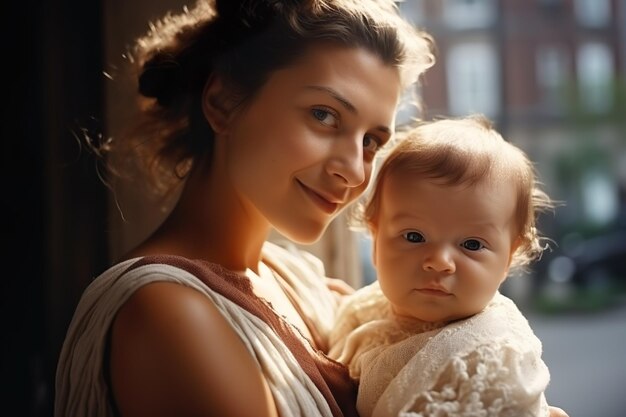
[202,76,233,134]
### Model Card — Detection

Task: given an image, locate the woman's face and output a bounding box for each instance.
[219,44,402,243]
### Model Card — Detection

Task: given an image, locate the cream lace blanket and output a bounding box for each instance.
[329,282,550,417]
[55,243,337,417]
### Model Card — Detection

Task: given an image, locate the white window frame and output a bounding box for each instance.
[574,0,610,27]
[577,42,614,113]
[446,41,500,117]
[536,44,570,111]
[443,0,496,29]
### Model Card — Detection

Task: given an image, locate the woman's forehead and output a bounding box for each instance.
[263,44,402,116]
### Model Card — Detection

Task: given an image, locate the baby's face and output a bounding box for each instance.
[371,174,519,322]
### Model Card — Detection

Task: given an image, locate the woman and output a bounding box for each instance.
[55,1,433,416]
[55,1,568,416]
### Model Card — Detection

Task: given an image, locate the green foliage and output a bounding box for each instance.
[563,77,626,132]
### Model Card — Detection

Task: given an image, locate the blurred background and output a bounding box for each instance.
[3,0,625,416]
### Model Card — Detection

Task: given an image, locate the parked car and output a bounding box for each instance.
[534,228,626,292]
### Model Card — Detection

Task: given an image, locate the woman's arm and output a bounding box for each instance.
[109,282,278,417]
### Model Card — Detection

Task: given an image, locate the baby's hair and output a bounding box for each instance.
[100,0,435,198]
[353,114,554,269]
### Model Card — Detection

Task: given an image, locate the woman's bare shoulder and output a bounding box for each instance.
[109,282,278,417]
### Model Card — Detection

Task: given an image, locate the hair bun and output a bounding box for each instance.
[215,0,245,20]
[138,57,183,106]
[215,0,303,29]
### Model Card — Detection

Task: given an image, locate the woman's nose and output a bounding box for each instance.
[325,134,366,187]
[422,245,456,274]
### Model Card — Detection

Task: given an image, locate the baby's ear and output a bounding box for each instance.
[510,237,523,263]
[501,237,522,283]
[202,76,234,134]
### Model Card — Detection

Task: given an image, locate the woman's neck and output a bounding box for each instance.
[128,161,271,274]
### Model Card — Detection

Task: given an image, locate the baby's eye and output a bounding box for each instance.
[363,135,382,155]
[403,231,425,243]
[462,239,484,251]
[311,107,338,128]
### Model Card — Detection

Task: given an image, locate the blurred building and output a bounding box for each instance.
[394,0,626,290]
[404,0,623,121]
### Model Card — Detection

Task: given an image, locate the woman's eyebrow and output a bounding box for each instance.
[305,85,356,113]
[304,85,392,135]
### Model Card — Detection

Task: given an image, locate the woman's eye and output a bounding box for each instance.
[462,239,484,251]
[311,108,338,127]
[403,231,425,243]
[363,135,382,154]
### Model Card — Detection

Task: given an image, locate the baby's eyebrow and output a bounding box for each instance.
[388,213,424,224]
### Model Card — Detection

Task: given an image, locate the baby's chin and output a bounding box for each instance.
[391,304,485,324]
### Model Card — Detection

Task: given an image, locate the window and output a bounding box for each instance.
[574,0,610,27]
[536,45,569,112]
[577,42,614,113]
[581,170,618,226]
[443,0,496,29]
[446,42,500,117]
[537,0,565,16]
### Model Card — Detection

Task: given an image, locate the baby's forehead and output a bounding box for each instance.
[377,172,520,229]
[384,162,516,189]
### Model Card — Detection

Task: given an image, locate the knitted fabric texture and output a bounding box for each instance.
[329,282,550,417]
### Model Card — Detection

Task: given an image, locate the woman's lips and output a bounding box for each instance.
[297,180,339,214]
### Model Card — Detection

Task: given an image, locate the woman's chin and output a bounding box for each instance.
[277,221,330,245]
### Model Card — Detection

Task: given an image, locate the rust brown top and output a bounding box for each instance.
[127,255,358,417]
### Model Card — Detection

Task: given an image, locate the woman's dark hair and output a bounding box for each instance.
[105,0,434,197]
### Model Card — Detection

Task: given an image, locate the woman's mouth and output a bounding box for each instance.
[296,180,339,214]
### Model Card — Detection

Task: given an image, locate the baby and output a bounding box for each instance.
[329,115,554,417]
